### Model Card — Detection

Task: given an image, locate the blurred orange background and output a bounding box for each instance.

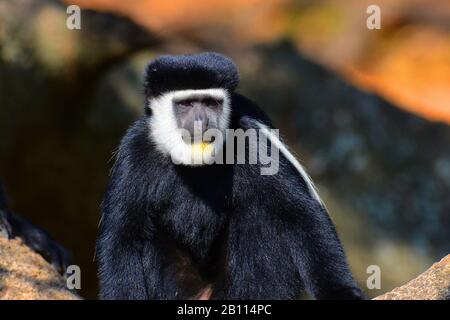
[70,0,450,123]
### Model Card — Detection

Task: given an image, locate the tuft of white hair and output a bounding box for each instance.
[255,121,325,208]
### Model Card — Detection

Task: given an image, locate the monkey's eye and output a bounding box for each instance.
[176,99,193,108]
[202,97,223,108]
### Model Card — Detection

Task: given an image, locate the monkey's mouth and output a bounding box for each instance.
[182,136,216,144]
[203,136,216,143]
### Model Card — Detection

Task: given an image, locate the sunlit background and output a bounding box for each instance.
[0,0,449,298]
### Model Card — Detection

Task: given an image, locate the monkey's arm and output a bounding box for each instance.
[219,189,364,300]
[97,210,149,299]
[98,209,181,300]
[98,140,181,300]
[286,197,365,299]
[235,104,364,299]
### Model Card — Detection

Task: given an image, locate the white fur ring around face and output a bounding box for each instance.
[148,88,230,166]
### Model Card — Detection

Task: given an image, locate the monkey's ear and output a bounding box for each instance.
[239,116,256,130]
[143,52,239,98]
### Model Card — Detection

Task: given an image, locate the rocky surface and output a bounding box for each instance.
[375,255,450,300]
[0,234,447,300]
[0,237,79,300]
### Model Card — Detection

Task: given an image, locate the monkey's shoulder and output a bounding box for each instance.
[230,93,273,129]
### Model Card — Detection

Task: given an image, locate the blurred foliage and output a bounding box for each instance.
[0,0,449,298]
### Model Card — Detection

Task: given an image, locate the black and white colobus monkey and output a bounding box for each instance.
[97,52,364,300]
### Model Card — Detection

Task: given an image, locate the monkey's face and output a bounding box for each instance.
[148,88,231,166]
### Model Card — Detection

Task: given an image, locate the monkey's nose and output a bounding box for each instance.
[181,107,212,143]
[194,108,209,132]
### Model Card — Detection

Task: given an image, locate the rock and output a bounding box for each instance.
[0,232,446,299]
[374,255,450,300]
[0,237,79,300]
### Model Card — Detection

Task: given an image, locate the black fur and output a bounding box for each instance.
[98,53,364,300]
[0,181,71,273]
[144,52,239,98]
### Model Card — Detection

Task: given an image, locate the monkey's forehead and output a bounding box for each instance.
[144,52,239,97]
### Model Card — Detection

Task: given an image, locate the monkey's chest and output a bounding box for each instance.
[160,197,228,251]
[152,165,233,264]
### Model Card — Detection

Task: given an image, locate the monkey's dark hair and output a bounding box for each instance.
[144,52,239,98]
